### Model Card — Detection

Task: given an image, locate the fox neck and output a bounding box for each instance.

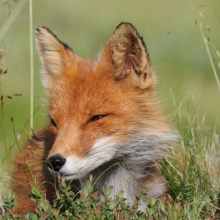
[81,158,148,205]
[74,156,158,211]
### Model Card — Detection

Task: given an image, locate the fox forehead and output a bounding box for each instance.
[49,60,133,121]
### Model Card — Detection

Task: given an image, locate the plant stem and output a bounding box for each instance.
[199,23,220,93]
[0,76,9,173]
[29,0,34,132]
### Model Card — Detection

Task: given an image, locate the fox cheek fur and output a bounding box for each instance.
[13,22,176,214]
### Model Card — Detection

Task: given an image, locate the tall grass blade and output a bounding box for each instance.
[29,0,34,132]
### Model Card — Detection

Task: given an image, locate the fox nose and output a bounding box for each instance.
[47,155,66,172]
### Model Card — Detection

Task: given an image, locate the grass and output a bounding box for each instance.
[0,0,220,219]
[163,94,220,218]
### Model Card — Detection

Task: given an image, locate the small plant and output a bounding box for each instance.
[2,168,220,219]
[2,174,148,219]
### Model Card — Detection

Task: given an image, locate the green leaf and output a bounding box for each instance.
[148,207,156,216]
[86,179,92,190]
[25,213,31,219]
[66,185,71,191]
[204,194,211,203]
[32,213,39,220]
[104,186,113,198]
[151,198,156,206]
[83,186,89,196]
[158,200,165,212]
[118,190,124,198]
[108,201,115,209]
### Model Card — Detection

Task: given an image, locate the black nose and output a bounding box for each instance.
[47,155,66,172]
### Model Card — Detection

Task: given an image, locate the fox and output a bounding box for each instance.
[13,22,175,214]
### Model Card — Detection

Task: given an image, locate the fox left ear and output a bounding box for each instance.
[100,22,156,89]
[35,26,77,90]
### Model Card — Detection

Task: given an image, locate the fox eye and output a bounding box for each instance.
[50,118,57,127]
[88,115,108,123]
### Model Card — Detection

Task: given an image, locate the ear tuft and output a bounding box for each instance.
[36,26,62,52]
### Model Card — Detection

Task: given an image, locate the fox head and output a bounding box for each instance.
[36,23,169,180]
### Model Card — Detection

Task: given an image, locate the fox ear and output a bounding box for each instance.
[100,22,156,89]
[35,26,75,89]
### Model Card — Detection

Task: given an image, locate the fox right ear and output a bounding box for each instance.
[99,23,156,90]
[35,27,76,89]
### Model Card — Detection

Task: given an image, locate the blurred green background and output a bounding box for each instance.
[0,0,220,160]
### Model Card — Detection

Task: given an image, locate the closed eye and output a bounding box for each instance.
[50,118,57,127]
[88,115,108,123]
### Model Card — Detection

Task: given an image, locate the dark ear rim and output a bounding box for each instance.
[35,26,73,51]
[114,22,151,64]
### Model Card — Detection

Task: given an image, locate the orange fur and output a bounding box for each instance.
[14,23,172,215]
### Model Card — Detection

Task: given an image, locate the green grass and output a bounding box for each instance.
[0,0,220,219]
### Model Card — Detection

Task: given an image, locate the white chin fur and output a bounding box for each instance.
[47,166,76,180]
[59,137,117,179]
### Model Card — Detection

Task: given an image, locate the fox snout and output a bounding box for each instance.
[47,155,66,172]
